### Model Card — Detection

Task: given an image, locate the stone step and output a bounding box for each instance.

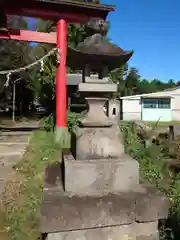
[0,142,28,146]
[0,151,23,157]
[0,154,22,166]
[0,134,31,143]
[0,145,26,155]
[0,140,28,147]
[0,166,13,180]
[0,166,15,195]
[0,131,32,136]
[0,180,5,195]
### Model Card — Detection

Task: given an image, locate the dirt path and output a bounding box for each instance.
[0,120,39,195]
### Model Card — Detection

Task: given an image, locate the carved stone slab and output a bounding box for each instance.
[40,191,136,233]
[64,152,139,195]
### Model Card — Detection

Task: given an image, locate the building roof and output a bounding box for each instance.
[120,90,176,100]
[120,84,180,100]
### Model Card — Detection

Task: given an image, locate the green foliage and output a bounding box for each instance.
[0,131,62,240]
[43,112,55,132]
[68,23,87,47]
[67,110,85,132]
[0,16,35,112]
[44,110,85,132]
[29,56,56,111]
[110,66,177,98]
[0,16,30,71]
[110,64,127,98]
[121,122,180,239]
[27,19,90,111]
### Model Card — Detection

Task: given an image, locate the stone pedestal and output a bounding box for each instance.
[40,80,169,240]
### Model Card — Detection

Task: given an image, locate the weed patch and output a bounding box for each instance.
[122,122,180,239]
[0,130,61,240]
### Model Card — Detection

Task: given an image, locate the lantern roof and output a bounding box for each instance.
[67,18,133,71]
[67,45,133,71]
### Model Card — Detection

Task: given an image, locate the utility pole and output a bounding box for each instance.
[12,77,22,122]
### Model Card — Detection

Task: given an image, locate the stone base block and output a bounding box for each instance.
[47,222,159,240]
[136,184,169,223]
[40,183,169,233]
[40,191,135,233]
[63,151,139,195]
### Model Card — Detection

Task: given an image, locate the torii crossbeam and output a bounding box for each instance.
[0,29,56,44]
[0,0,115,143]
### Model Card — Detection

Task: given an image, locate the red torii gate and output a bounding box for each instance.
[0,0,114,140]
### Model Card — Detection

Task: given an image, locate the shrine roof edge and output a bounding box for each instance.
[3,0,115,21]
[32,0,115,20]
[34,0,115,12]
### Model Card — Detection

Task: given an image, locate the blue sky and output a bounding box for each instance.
[102,0,180,82]
[28,0,180,82]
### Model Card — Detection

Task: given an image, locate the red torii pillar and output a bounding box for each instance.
[56,19,68,143]
[0,16,69,144]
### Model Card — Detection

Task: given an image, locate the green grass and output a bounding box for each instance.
[120,120,180,128]
[146,121,180,127]
[122,122,180,239]
[0,130,62,240]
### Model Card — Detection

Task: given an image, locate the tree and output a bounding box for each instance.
[137,78,176,94]
[125,67,140,95]
[110,64,127,98]
[136,79,150,94]
[0,16,29,70]
[110,65,141,97]
[0,16,34,114]
[26,18,94,112]
[111,64,177,97]
[165,79,176,89]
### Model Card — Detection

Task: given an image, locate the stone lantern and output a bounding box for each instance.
[40,18,169,240]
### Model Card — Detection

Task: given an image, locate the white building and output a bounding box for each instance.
[120,87,180,122]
